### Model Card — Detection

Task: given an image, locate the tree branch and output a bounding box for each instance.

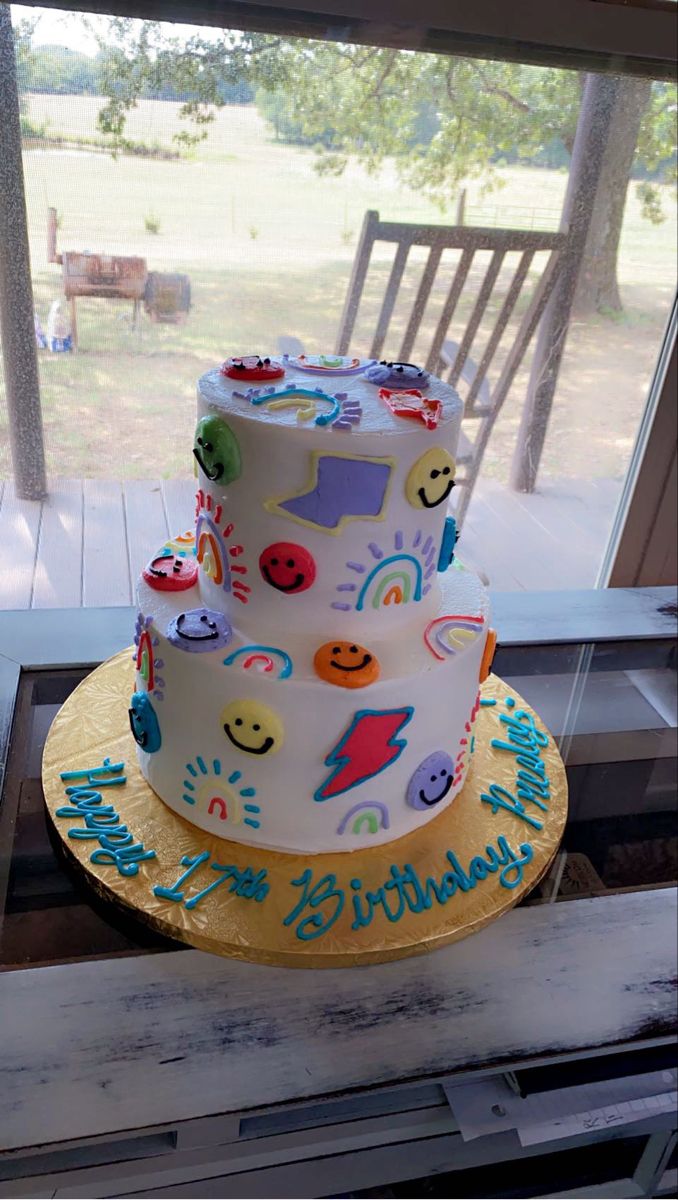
[481,82,531,113]
[366,50,398,101]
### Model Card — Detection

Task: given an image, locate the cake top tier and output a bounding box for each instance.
[193,357,463,641]
[199,356,462,437]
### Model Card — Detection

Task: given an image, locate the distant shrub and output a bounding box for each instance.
[340,228,354,246]
[248,225,259,240]
[20,113,48,138]
[144,211,162,235]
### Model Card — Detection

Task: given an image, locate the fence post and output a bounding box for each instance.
[509,74,622,494]
[0,3,47,500]
[456,188,467,226]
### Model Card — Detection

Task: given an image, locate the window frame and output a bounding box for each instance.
[20,0,678,78]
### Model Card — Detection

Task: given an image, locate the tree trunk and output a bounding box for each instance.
[574,76,652,314]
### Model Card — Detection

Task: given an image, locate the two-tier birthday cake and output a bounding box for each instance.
[131,355,494,854]
[43,350,567,965]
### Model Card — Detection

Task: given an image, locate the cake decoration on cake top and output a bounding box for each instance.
[424,613,485,661]
[364,360,430,388]
[259,541,316,594]
[237,384,364,432]
[223,645,294,679]
[336,800,390,836]
[406,749,455,810]
[405,447,456,508]
[221,699,284,756]
[313,640,380,688]
[143,551,198,592]
[129,691,162,753]
[193,414,241,484]
[167,608,233,653]
[437,515,459,571]
[314,707,414,802]
[379,387,442,430]
[195,491,250,603]
[249,385,344,428]
[182,757,260,827]
[221,355,285,380]
[288,354,369,376]
[332,528,437,613]
[265,450,396,535]
[134,613,165,700]
[480,629,498,682]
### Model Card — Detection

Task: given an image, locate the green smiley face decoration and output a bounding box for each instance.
[193,414,241,485]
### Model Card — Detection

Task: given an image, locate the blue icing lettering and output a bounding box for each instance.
[480,783,544,830]
[290,834,535,940]
[153,852,210,902]
[152,853,269,908]
[55,759,156,878]
[68,819,130,840]
[60,757,127,786]
[283,869,345,941]
[56,792,116,817]
[499,708,549,749]
[483,697,551,828]
[90,842,157,876]
[185,863,269,909]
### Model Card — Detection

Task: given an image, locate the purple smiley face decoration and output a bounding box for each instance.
[406,750,455,810]
[167,608,233,653]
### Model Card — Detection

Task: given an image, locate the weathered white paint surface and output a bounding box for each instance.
[1,889,675,1152]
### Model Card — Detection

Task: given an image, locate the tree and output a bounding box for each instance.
[12,13,37,115]
[89,21,676,313]
[20,44,99,94]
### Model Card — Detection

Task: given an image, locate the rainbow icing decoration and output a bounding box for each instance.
[424,614,485,661]
[195,491,250,604]
[223,645,293,679]
[337,800,391,836]
[333,529,437,611]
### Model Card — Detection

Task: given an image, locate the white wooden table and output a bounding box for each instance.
[0,590,676,1199]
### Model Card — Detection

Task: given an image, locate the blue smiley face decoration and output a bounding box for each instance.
[167,608,233,653]
[406,750,455,810]
[128,691,162,753]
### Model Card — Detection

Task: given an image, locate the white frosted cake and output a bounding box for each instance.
[130,354,495,854]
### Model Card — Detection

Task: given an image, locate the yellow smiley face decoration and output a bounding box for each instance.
[220,699,284,756]
[406,447,456,510]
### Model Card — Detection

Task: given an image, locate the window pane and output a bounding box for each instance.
[0,5,676,607]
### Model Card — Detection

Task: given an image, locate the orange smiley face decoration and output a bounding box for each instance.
[313,640,380,689]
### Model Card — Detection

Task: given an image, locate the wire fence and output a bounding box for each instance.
[464,204,561,232]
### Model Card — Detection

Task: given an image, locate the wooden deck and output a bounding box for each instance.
[0,475,621,610]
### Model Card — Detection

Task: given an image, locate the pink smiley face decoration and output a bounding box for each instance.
[259,542,316,595]
[143,552,198,592]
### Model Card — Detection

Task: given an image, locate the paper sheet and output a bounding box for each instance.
[444,1069,677,1146]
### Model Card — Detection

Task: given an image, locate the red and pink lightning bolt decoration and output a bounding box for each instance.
[314,707,414,802]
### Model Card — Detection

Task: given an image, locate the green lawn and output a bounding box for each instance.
[1,93,675,484]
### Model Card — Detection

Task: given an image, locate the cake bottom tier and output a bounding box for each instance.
[133,561,491,854]
[133,588,492,859]
[43,660,567,966]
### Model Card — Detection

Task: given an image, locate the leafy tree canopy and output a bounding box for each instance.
[86,22,675,223]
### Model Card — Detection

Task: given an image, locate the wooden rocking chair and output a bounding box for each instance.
[335,211,568,525]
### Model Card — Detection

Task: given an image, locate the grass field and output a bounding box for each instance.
[1,93,676,485]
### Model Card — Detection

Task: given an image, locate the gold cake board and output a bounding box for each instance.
[42,650,567,968]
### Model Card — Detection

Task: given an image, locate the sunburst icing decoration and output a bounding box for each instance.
[331,528,438,612]
[452,691,481,788]
[194,490,250,604]
[182,756,261,829]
